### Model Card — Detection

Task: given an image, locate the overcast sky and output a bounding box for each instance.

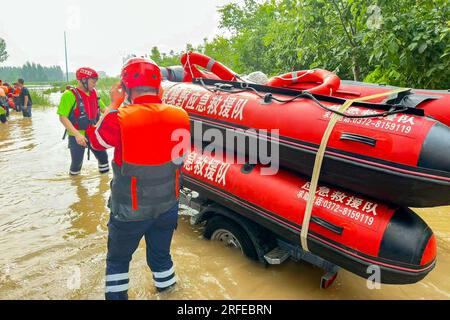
[0,0,238,76]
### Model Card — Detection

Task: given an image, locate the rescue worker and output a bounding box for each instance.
[86,58,190,300]
[4,83,13,97]
[0,104,6,124]
[1,84,12,116]
[7,93,15,112]
[0,83,9,94]
[57,68,110,176]
[17,79,32,117]
[0,86,8,119]
[12,83,21,111]
[0,88,7,123]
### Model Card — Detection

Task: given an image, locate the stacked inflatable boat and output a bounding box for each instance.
[161,52,450,284]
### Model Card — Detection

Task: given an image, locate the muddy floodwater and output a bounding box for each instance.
[1,106,450,300]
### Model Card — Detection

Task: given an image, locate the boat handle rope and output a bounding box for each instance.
[184,51,196,80]
[198,78,412,120]
[300,87,411,252]
[273,69,315,82]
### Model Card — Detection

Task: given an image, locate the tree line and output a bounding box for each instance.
[0,38,7,64]
[150,0,449,90]
[0,62,65,83]
[1,38,65,83]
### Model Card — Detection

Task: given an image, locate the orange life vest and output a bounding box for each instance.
[119,103,190,166]
[109,102,190,222]
[0,86,9,95]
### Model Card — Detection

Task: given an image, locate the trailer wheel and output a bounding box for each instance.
[203,216,258,261]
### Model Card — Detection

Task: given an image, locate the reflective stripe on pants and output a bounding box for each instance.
[68,136,109,175]
[105,202,179,300]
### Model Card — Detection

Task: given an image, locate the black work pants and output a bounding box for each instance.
[68,135,109,175]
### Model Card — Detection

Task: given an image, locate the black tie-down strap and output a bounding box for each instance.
[193,78,426,116]
[383,90,441,109]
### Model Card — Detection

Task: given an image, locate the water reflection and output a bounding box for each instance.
[1,106,450,300]
[65,174,110,239]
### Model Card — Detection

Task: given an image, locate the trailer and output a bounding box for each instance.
[180,188,340,289]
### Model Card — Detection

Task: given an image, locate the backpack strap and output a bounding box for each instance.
[63,94,78,140]
[66,87,91,132]
[70,88,87,115]
[67,98,77,125]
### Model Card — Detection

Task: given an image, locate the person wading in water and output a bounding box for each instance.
[86,58,190,300]
[57,68,110,176]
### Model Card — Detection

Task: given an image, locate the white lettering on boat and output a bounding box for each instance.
[322,106,417,135]
[296,183,380,229]
[183,152,231,187]
[165,87,249,121]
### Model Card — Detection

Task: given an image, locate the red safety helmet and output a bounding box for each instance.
[121,58,161,90]
[76,67,99,81]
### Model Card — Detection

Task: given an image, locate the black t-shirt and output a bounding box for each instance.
[19,87,32,106]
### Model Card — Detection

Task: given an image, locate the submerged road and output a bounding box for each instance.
[1,107,449,299]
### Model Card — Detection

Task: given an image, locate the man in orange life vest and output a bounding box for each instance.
[57,68,109,176]
[86,58,190,300]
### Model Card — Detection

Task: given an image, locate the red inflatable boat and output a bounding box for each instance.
[181,149,436,284]
[163,52,450,126]
[161,52,450,208]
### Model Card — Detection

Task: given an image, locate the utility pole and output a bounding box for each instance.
[64,31,69,83]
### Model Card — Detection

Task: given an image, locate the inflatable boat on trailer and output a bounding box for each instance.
[161,52,450,208]
[181,148,436,285]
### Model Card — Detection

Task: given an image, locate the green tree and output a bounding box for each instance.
[150,46,163,64]
[145,0,450,89]
[211,0,449,88]
[150,46,181,67]
[203,36,239,73]
[0,38,8,63]
[217,0,277,74]
[260,0,376,80]
[364,0,450,88]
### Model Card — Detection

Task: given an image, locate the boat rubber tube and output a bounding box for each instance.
[161,80,450,207]
[274,76,450,128]
[181,148,437,284]
[301,87,411,252]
